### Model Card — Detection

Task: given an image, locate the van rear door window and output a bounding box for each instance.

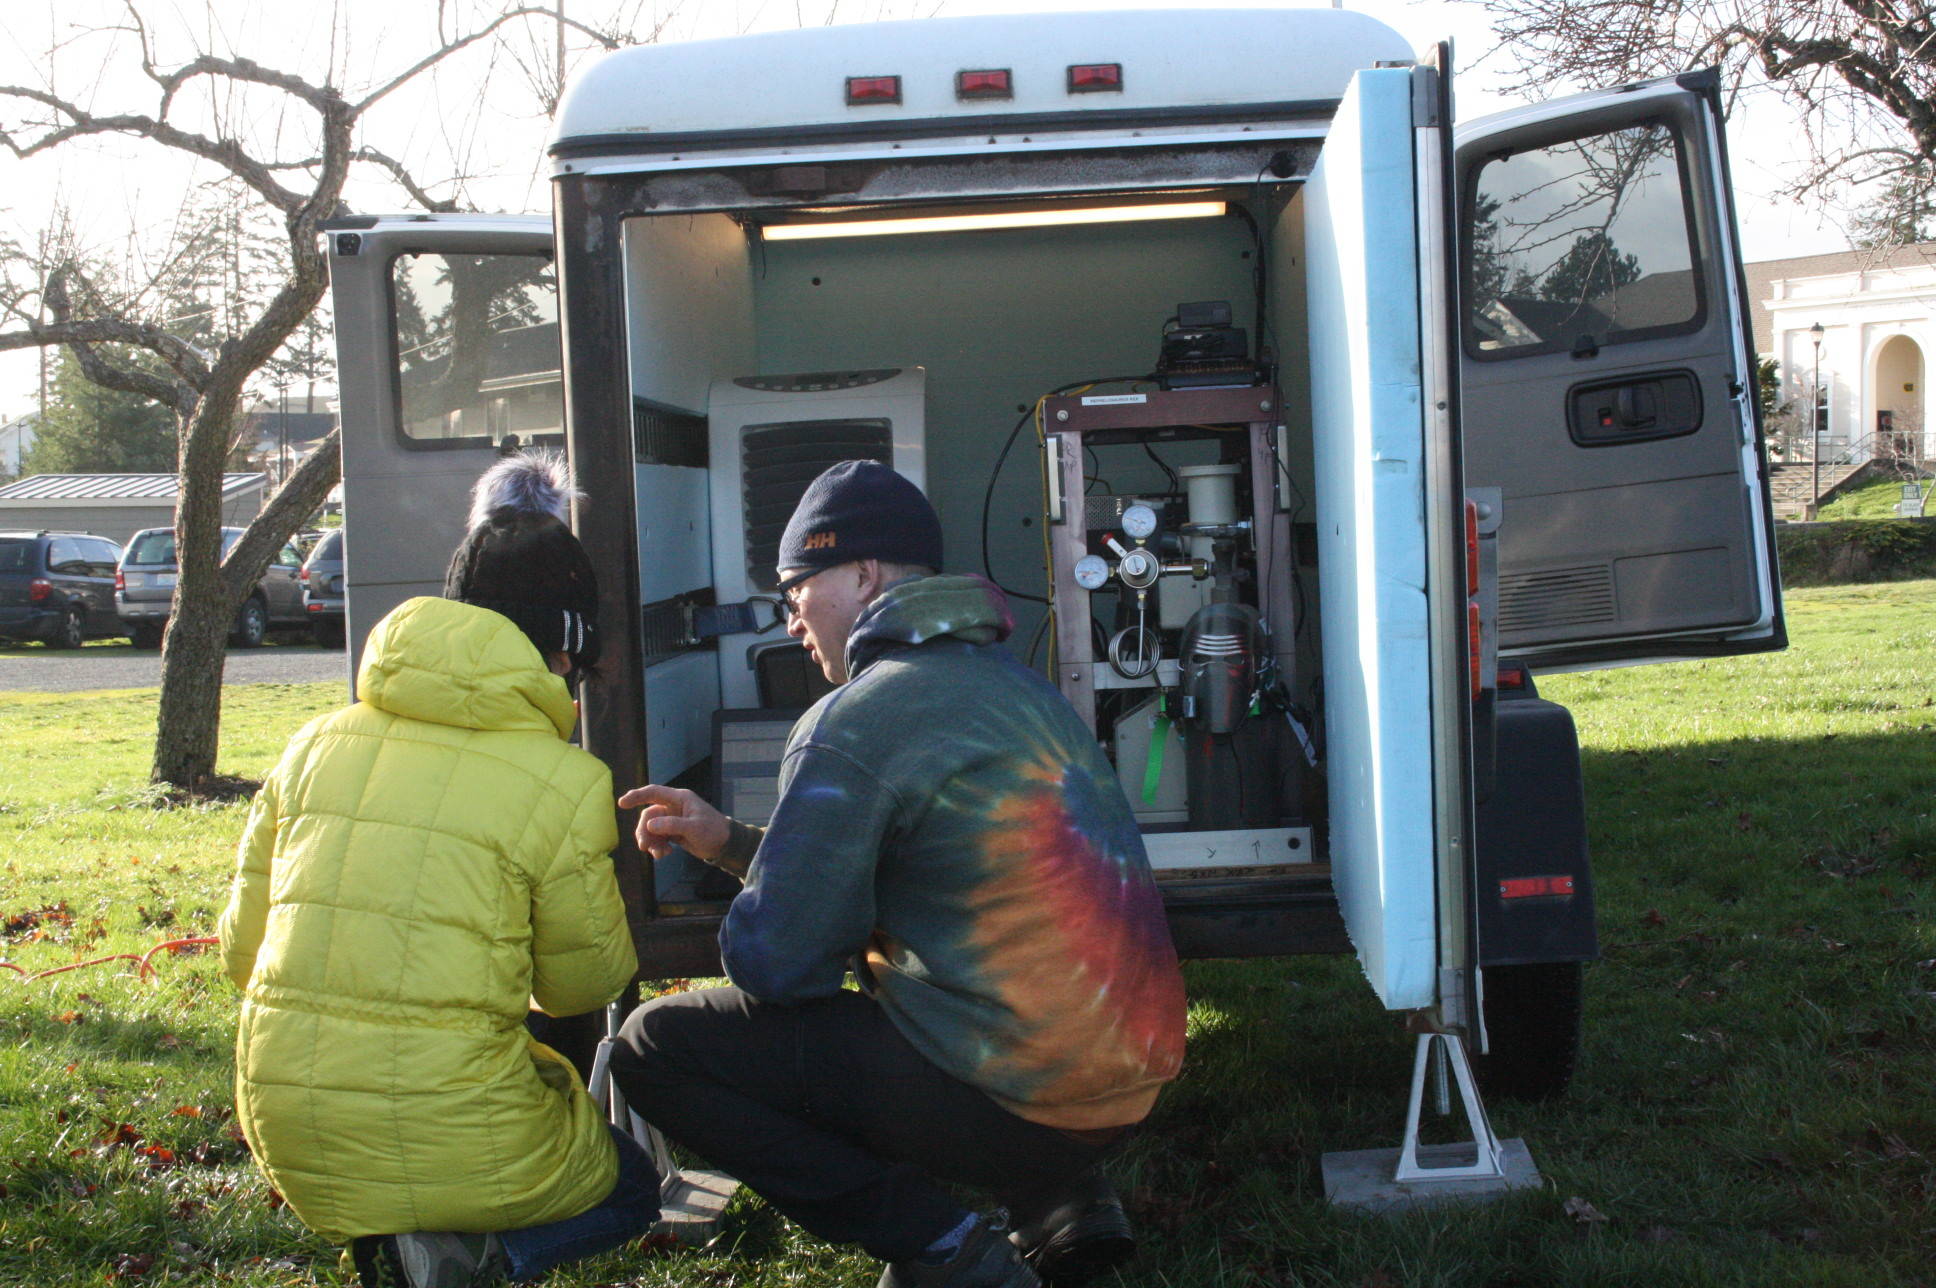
[1464,121,1701,359]
[391,252,563,449]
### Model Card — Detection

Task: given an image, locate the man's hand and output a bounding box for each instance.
[618,784,730,862]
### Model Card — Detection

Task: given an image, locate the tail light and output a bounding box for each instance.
[1465,499,1480,596]
[845,75,901,105]
[29,578,52,602]
[115,570,126,591]
[1468,600,1482,694]
[299,565,309,584]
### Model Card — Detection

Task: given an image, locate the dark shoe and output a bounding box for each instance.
[1008,1176,1135,1286]
[351,1232,508,1288]
[879,1215,1041,1288]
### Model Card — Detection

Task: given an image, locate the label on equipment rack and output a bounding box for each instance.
[1081,394,1148,406]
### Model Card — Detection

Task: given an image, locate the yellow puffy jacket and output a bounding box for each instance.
[218,596,637,1241]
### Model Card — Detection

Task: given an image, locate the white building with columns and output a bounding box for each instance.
[1749,245,1936,470]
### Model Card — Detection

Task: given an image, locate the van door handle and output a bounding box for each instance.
[1567,370,1702,447]
[1613,385,1657,430]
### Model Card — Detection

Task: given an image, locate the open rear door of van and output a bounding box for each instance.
[321,215,560,675]
[1454,70,1783,671]
[1306,65,1451,1018]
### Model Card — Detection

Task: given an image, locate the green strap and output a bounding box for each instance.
[1142,713,1170,805]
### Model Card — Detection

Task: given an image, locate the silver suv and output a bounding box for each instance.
[116,526,308,649]
[300,527,346,647]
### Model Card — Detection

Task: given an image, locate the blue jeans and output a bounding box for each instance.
[498,1124,660,1281]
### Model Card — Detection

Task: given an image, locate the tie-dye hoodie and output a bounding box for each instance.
[715,574,1187,1130]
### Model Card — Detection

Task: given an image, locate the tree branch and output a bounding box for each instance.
[221,428,341,603]
[353,6,621,114]
[0,84,311,213]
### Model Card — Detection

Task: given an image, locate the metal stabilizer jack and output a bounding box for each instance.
[588,1002,739,1243]
[1320,1032,1542,1212]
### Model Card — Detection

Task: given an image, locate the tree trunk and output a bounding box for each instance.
[151,393,241,789]
[151,572,232,787]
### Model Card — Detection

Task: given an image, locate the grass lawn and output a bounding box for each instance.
[1817,475,1931,521]
[3,586,1932,1286]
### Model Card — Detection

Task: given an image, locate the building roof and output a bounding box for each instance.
[1745,243,1936,355]
[0,472,266,503]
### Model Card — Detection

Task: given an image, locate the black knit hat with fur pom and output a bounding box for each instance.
[443,450,601,678]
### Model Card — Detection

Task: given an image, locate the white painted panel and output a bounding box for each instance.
[1305,68,1436,1011]
[622,214,755,415]
[634,463,712,603]
[644,649,721,783]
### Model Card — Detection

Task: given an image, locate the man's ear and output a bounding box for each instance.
[853,558,886,599]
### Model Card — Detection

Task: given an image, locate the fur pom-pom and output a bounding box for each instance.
[467,449,581,531]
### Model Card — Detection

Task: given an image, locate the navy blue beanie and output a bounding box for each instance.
[777,460,943,579]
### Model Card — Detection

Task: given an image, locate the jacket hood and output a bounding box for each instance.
[357,597,577,739]
[846,574,1013,678]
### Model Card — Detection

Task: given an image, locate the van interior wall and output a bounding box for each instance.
[752,211,1262,665]
[1269,190,1323,712]
[623,214,756,414]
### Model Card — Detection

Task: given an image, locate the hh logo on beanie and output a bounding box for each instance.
[802,532,838,551]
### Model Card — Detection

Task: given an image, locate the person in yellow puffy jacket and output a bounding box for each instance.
[218,453,653,1288]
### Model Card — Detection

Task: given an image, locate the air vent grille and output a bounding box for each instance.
[1498,564,1616,634]
[740,418,893,589]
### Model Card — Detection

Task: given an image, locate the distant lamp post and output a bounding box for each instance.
[1810,322,1825,513]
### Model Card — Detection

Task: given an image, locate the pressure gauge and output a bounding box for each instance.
[1073,554,1110,591]
[1117,547,1160,590]
[1121,503,1158,541]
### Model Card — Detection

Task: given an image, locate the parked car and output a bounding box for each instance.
[301,527,345,647]
[116,526,308,649]
[0,530,127,648]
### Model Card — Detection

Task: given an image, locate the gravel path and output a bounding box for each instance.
[0,642,350,692]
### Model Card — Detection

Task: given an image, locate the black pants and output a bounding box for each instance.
[607,987,1112,1262]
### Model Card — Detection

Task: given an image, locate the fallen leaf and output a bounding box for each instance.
[265,1186,285,1210]
[170,1105,201,1119]
[97,1121,141,1148]
[1563,1196,1609,1224]
[55,1011,82,1025]
[1641,908,1668,928]
[107,1252,156,1280]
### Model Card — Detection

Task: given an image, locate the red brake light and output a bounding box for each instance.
[299,566,309,583]
[1496,665,1529,691]
[114,570,125,591]
[956,68,1012,100]
[29,578,52,602]
[1498,876,1576,900]
[1468,600,1482,695]
[1464,499,1480,596]
[1067,63,1123,93]
[846,75,901,106]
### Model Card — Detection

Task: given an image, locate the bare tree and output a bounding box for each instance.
[1469,0,1936,238]
[0,2,618,790]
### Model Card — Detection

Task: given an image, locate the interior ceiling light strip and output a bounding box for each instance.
[762,200,1226,241]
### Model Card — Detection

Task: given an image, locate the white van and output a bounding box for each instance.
[323,8,1782,1108]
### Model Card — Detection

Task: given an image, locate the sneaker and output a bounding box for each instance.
[351,1232,508,1288]
[878,1214,1041,1288]
[1007,1175,1135,1286]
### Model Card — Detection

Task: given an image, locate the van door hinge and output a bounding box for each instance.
[1410,66,1442,128]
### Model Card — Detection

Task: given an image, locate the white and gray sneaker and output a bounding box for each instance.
[353,1231,508,1288]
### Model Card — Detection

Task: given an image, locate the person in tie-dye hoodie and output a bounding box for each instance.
[610,462,1186,1288]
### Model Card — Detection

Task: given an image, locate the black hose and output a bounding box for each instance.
[979,376,1148,605]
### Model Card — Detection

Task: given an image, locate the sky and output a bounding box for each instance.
[0,0,1856,421]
